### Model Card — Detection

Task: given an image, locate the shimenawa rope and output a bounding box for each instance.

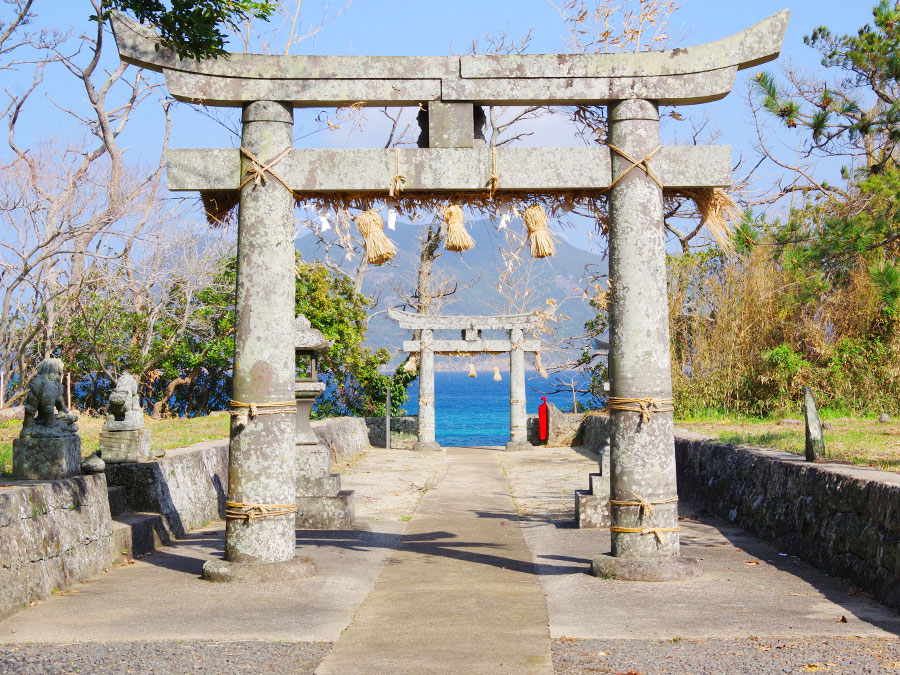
[604,144,663,192]
[389,148,406,198]
[607,397,674,423]
[487,145,499,197]
[239,146,292,192]
[225,501,298,521]
[609,494,679,517]
[229,399,295,428]
[609,526,680,545]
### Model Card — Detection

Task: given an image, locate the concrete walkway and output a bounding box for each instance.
[2,445,900,674]
[317,447,553,674]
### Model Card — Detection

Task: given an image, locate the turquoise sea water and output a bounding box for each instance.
[403,371,591,447]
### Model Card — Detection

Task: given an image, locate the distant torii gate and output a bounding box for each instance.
[388,308,542,452]
[111,8,788,582]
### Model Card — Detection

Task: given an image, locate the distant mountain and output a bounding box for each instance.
[297,218,606,370]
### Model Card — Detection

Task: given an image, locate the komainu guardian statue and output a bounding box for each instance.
[103,372,143,431]
[20,358,78,438]
[99,372,160,463]
[13,358,82,479]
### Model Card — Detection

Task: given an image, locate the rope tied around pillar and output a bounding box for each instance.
[389,148,406,198]
[607,397,674,424]
[604,144,663,193]
[225,501,298,521]
[609,526,680,546]
[239,146,293,192]
[229,399,296,428]
[609,494,679,518]
[509,398,526,404]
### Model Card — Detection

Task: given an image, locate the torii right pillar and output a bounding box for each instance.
[591,99,702,581]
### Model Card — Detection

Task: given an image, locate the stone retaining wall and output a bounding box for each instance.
[312,416,371,462]
[364,416,418,449]
[0,475,113,620]
[675,430,900,608]
[105,439,229,538]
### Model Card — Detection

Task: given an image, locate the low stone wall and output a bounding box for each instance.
[312,416,371,462]
[675,430,900,608]
[105,439,229,538]
[580,413,610,453]
[0,475,113,620]
[527,409,610,452]
[364,416,418,449]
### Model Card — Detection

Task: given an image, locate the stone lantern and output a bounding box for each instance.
[294,315,355,529]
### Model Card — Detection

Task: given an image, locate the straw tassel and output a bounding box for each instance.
[403,354,417,373]
[534,352,548,379]
[443,204,475,252]
[355,209,397,265]
[468,362,477,378]
[682,188,739,253]
[492,366,502,382]
[524,205,555,258]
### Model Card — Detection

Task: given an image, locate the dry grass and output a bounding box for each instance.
[680,416,900,473]
[0,413,229,476]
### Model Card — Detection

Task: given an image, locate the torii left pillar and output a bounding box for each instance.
[506,327,534,451]
[202,101,316,582]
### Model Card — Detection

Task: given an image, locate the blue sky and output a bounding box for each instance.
[6,1,880,249]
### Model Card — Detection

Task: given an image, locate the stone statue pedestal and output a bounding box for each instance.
[100,428,161,463]
[13,436,81,480]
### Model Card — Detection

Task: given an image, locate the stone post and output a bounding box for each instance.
[203,101,314,582]
[591,99,700,581]
[506,328,533,451]
[413,329,441,452]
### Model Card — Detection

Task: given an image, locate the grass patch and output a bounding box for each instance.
[679,416,900,472]
[0,413,229,476]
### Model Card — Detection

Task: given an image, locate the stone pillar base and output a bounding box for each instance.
[412,440,442,453]
[100,429,160,463]
[13,435,81,480]
[202,556,317,583]
[504,440,535,452]
[590,554,703,581]
[296,490,355,529]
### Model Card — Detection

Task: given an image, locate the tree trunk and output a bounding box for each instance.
[152,366,203,418]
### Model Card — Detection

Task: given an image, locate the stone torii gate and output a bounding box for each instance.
[388,308,542,453]
[111,9,787,581]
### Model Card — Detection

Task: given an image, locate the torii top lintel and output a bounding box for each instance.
[111,10,788,108]
[387,308,542,331]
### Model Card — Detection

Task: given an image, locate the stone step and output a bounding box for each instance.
[297,473,342,496]
[107,486,127,518]
[111,512,175,561]
[296,489,355,529]
[589,471,610,496]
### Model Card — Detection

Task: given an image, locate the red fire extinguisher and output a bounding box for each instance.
[538,396,549,442]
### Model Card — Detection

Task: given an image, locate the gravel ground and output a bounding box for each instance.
[552,637,900,674]
[0,641,331,674]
